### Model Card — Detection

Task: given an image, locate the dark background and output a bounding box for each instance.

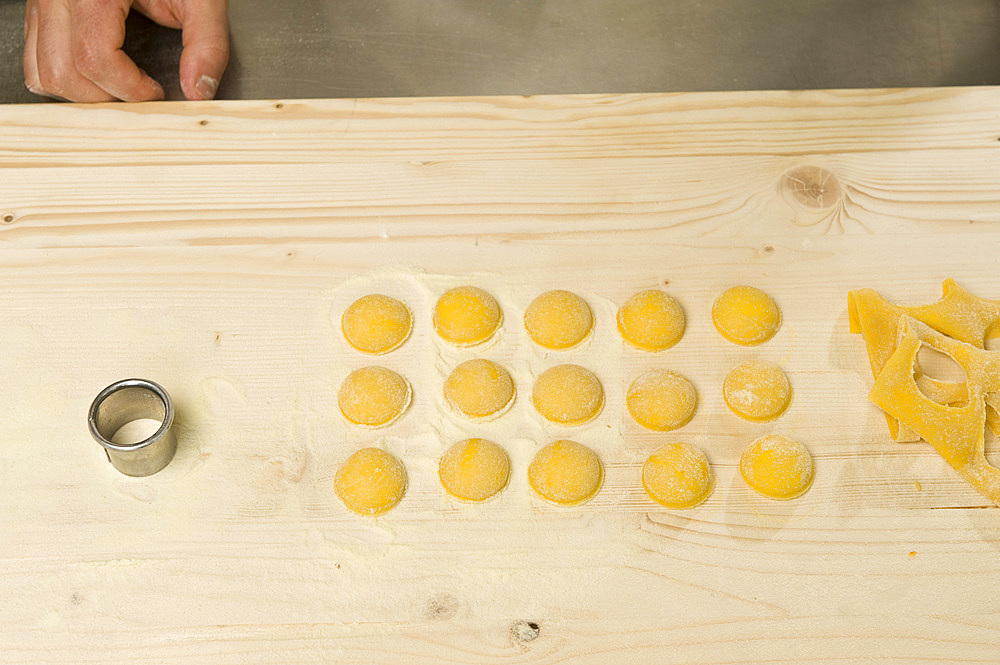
[2,0,999,103]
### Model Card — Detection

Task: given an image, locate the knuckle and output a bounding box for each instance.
[202,39,230,63]
[73,42,104,78]
[77,0,116,14]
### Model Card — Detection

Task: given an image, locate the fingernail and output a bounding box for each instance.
[25,81,60,100]
[195,75,219,100]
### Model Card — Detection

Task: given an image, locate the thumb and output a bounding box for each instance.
[178,0,229,100]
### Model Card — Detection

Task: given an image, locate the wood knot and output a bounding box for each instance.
[511,620,540,642]
[424,593,459,620]
[781,166,841,210]
[265,451,308,484]
[1,213,14,224]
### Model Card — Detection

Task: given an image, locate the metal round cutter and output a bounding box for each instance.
[88,378,177,477]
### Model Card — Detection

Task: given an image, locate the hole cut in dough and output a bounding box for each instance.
[617,289,686,351]
[723,361,792,422]
[532,364,604,426]
[712,286,781,346]
[740,434,814,500]
[443,359,515,421]
[434,286,502,346]
[626,369,697,431]
[338,366,411,428]
[528,440,603,506]
[341,294,412,354]
[524,290,594,350]
[914,345,968,405]
[986,320,1000,351]
[335,447,407,516]
[439,438,510,502]
[642,442,714,509]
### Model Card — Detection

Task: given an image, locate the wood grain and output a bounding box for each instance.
[2,88,1000,664]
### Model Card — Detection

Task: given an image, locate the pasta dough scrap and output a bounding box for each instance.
[443,359,515,421]
[723,361,791,422]
[740,434,814,500]
[335,447,407,516]
[868,318,1000,505]
[642,442,714,509]
[712,286,781,346]
[439,438,510,502]
[524,290,594,350]
[848,282,1000,440]
[617,289,686,351]
[532,364,604,425]
[528,440,603,506]
[434,286,502,346]
[341,294,412,354]
[338,366,411,428]
[901,279,1000,347]
[626,369,697,431]
[848,288,921,441]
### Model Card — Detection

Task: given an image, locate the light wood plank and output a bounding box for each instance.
[2,88,1000,663]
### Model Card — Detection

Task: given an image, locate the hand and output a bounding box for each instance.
[23,0,229,102]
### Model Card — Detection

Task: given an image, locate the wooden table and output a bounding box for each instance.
[3,88,1000,663]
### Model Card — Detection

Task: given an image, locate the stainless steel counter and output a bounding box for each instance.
[2,0,999,103]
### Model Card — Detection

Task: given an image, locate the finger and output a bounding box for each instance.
[71,0,164,102]
[177,0,229,100]
[35,0,115,102]
[23,0,46,95]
